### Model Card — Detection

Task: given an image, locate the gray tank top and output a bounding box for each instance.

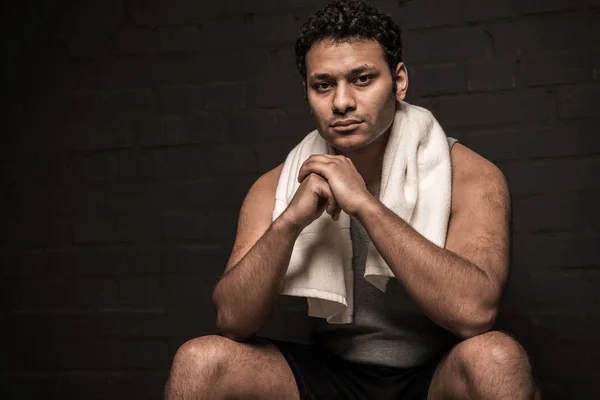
[313,136,459,368]
[259,136,460,368]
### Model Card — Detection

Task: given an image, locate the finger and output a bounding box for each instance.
[333,206,342,221]
[314,178,338,215]
[298,158,334,183]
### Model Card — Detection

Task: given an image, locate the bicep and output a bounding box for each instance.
[445,146,511,297]
[223,164,283,275]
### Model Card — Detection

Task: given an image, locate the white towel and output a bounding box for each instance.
[271,101,452,323]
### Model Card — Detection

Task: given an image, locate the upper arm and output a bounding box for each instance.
[445,143,512,303]
[222,163,284,275]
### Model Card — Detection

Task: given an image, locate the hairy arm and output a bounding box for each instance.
[212,164,301,341]
[356,144,511,339]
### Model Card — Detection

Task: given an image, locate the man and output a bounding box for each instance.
[164,1,540,399]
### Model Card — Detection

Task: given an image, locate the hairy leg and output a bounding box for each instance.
[427,331,541,400]
[164,335,300,400]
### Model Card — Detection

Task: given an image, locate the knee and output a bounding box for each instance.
[169,335,232,384]
[455,331,529,373]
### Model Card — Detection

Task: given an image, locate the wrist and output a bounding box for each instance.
[354,194,381,222]
[273,212,304,237]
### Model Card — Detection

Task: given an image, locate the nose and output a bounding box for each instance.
[332,83,356,115]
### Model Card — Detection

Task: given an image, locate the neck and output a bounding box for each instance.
[334,127,392,196]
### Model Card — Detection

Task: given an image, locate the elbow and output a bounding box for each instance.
[215,309,258,342]
[454,304,498,340]
[216,313,251,342]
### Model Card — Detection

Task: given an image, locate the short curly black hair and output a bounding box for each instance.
[295,0,403,89]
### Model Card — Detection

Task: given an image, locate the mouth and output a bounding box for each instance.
[330,119,363,132]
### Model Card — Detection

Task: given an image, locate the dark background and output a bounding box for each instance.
[1,0,599,398]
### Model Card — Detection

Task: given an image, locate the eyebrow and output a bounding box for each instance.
[309,64,378,81]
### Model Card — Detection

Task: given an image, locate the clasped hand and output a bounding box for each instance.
[298,154,373,218]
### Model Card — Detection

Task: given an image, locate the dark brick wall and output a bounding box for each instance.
[1,0,599,398]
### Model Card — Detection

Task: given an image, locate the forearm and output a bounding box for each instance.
[212,214,300,341]
[356,198,497,338]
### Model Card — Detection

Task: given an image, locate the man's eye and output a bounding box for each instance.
[315,82,332,91]
[355,75,373,85]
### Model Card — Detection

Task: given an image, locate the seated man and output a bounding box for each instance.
[164,1,541,399]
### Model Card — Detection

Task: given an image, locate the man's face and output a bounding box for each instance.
[305,39,399,153]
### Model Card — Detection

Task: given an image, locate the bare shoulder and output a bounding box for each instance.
[446,142,511,292]
[450,142,510,216]
[223,163,284,273]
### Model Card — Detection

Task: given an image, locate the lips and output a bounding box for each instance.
[331,119,362,127]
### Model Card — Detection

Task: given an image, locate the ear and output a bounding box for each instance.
[394,62,409,102]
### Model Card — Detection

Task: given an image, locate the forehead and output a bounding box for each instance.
[305,39,387,76]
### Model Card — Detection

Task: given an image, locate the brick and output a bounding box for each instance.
[214,0,322,15]
[157,26,202,52]
[483,13,599,57]
[501,268,600,313]
[105,89,159,115]
[410,63,468,97]
[109,25,199,57]
[438,89,554,127]
[494,313,600,382]
[166,310,219,340]
[163,247,230,274]
[117,215,162,244]
[467,57,519,92]
[158,85,204,114]
[165,145,257,178]
[581,191,600,230]
[201,15,251,49]
[115,28,158,55]
[62,0,127,31]
[462,0,514,21]
[58,117,135,151]
[251,12,305,44]
[69,32,115,59]
[5,338,169,371]
[495,312,600,350]
[72,216,116,244]
[7,277,118,311]
[254,136,307,173]
[96,311,169,337]
[512,233,600,268]
[12,214,72,246]
[162,213,238,242]
[503,157,600,195]
[8,155,71,185]
[164,275,215,310]
[0,249,134,277]
[404,27,490,63]
[228,109,313,144]
[512,192,586,232]
[155,114,226,145]
[129,0,221,26]
[518,0,578,14]
[4,313,97,338]
[173,49,270,85]
[1,374,167,400]
[164,176,254,212]
[526,51,593,86]
[246,74,306,109]
[466,119,600,162]
[118,276,165,310]
[398,0,462,30]
[57,183,138,215]
[68,152,119,182]
[72,56,171,91]
[557,85,600,119]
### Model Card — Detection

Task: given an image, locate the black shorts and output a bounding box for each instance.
[266,338,442,400]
